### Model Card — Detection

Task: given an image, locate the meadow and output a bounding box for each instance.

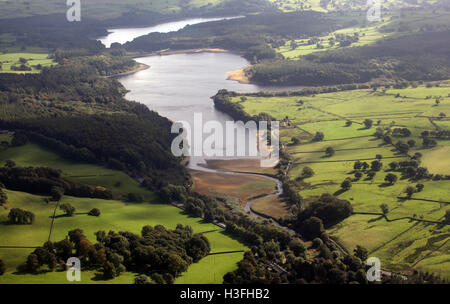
[231,82,450,277]
[0,48,57,74]
[269,0,429,13]
[276,23,392,59]
[275,8,450,59]
[0,140,248,284]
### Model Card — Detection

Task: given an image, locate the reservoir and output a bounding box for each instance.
[98,17,300,168]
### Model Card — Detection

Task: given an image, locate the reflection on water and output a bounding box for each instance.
[118,52,301,169]
[98,17,242,48]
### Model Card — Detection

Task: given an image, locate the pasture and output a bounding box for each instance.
[232,82,450,277]
[0,141,247,284]
[0,50,57,74]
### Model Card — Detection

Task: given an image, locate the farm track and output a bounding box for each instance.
[48,201,60,242]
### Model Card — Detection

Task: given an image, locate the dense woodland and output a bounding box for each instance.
[0,54,190,189]
[124,11,350,63]
[249,31,450,85]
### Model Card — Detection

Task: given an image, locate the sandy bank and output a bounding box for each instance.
[226,68,250,84]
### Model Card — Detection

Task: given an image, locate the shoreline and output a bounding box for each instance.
[106,63,150,78]
[226,68,250,84]
[130,48,235,59]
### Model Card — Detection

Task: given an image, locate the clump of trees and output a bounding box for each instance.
[341,179,352,191]
[363,119,373,129]
[60,203,75,217]
[313,131,325,142]
[385,173,398,185]
[301,166,314,179]
[23,225,210,282]
[293,193,353,235]
[8,208,35,225]
[0,165,114,201]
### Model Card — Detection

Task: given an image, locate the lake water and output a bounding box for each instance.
[100,17,301,169]
[98,16,242,48]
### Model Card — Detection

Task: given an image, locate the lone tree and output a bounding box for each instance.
[385,173,398,185]
[416,184,424,192]
[380,203,389,215]
[291,137,300,145]
[354,245,368,262]
[325,147,335,157]
[88,208,101,217]
[341,179,352,191]
[345,121,353,127]
[60,203,76,217]
[301,166,314,179]
[363,119,373,129]
[313,131,325,142]
[405,186,416,199]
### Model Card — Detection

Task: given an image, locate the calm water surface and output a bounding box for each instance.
[98,17,242,48]
[101,18,302,168]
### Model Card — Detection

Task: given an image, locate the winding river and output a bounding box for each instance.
[98,17,293,225]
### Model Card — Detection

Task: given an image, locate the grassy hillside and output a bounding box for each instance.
[0,140,247,284]
[227,82,450,277]
[0,0,269,20]
[269,0,434,12]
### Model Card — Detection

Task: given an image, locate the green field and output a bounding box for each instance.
[0,50,57,74]
[0,140,247,284]
[277,23,393,59]
[232,82,450,277]
[269,0,431,13]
